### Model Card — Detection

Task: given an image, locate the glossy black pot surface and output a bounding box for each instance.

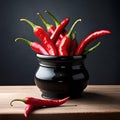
[34,54,89,99]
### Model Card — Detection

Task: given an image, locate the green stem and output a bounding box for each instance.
[71,31,76,40]
[44,10,60,26]
[67,19,81,38]
[37,12,52,30]
[15,38,32,46]
[20,18,38,30]
[83,42,101,55]
[10,99,25,106]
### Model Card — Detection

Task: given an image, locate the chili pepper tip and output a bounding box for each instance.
[36,12,40,16]
[10,100,14,106]
[20,18,24,22]
[15,38,19,42]
[44,10,47,13]
[44,10,49,14]
[15,38,22,42]
[10,99,17,106]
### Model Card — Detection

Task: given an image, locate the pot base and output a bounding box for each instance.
[35,79,88,99]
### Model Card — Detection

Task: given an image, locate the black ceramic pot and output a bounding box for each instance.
[34,54,89,99]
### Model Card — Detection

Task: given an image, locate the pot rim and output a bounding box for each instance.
[36,54,86,60]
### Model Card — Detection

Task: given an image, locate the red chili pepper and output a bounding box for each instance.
[75,30,111,55]
[58,19,81,56]
[20,18,57,56]
[24,104,34,118]
[15,38,49,55]
[10,97,69,107]
[10,97,69,118]
[37,12,56,35]
[44,10,68,44]
[50,18,70,43]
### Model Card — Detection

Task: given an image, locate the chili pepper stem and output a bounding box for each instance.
[10,99,25,106]
[71,31,77,40]
[37,12,52,30]
[44,10,60,26]
[15,38,32,46]
[67,19,81,38]
[83,42,101,55]
[20,19,38,30]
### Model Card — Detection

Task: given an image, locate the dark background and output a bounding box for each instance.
[0,0,119,85]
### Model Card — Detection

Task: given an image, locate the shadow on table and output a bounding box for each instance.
[77,91,120,105]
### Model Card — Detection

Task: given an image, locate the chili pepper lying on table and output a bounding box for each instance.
[15,38,49,55]
[20,18,57,56]
[58,19,81,56]
[10,97,69,118]
[75,30,111,55]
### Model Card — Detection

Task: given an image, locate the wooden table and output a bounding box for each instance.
[0,85,120,120]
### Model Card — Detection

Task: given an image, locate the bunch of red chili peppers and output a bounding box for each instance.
[15,10,111,56]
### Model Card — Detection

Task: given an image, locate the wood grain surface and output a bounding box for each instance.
[0,85,120,120]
